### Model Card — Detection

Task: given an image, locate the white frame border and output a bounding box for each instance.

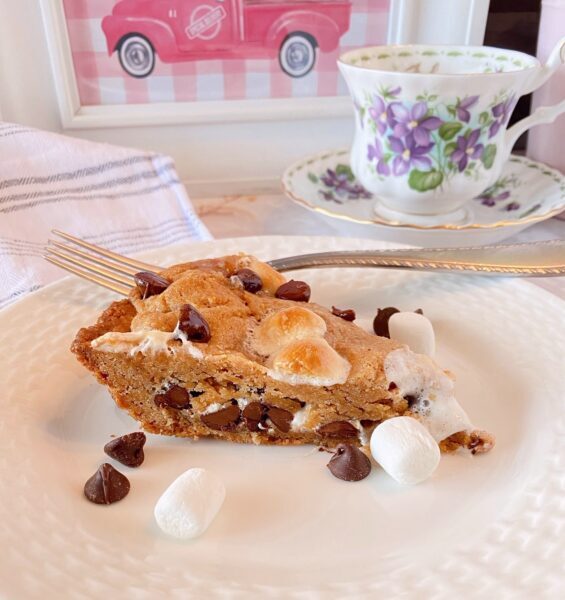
[39,0,354,129]
[40,0,487,130]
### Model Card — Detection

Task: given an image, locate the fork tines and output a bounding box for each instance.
[44,230,161,296]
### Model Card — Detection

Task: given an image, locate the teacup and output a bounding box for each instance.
[338,41,565,217]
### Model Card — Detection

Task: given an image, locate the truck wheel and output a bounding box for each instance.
[279,33,317,78]
[118,34,155,78]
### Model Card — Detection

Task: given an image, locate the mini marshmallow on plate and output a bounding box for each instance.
[370,417,440,485]
[388,311,435,357]
[154,468,225,539]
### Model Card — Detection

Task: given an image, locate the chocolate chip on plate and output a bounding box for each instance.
[177,304,211,343]
[201,404,241,431]
[373,307,425,338]
[318,421,359,439]
[275,280,311,302]
[331,306,356,321]
[133,271,170,299]
[84,463,130,504]
[327,444,372,482]
[266,406,293,433]
[235,268,263,293]
[372,307,400,338]
[154,385,192,410]
[104,432,146,467]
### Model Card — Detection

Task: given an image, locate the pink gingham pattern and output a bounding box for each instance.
[62,0,390,105]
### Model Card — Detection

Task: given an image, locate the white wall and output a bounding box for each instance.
[389,0,489,45]
[0,0,353,189]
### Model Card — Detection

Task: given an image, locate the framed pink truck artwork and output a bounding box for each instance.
[102,0,353,79]
[40,0,390,126]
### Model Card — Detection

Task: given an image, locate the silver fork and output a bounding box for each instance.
[44,230,565,296]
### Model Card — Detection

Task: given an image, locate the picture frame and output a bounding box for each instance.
[40,0,488,130]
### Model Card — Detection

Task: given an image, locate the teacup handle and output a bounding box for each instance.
[504,37,565,154]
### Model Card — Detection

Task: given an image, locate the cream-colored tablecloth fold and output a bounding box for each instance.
[0,122,211,309]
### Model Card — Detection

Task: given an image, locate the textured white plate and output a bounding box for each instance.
[1,236,564,599]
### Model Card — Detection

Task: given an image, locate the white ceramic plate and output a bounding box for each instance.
[282,150,565,247]
[1,236,563,598]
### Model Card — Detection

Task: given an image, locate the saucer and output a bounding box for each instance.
[282,149,565,246]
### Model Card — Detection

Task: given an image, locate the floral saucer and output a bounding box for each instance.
[281,149,565,246]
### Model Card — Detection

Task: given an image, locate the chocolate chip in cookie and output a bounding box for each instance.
[242,402,263,431]
[154,385,192,409]
[235,268,263,293]
[133,271,170,299]
[331,306,356,321]
[201,403,241,431]
[318,421,359,439]
[177,304,211,343]
[275,280,311,302]
[266,406,293,433]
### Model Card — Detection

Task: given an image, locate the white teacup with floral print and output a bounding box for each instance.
[338,42,565,217]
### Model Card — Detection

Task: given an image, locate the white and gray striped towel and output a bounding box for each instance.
[0,122,211,310]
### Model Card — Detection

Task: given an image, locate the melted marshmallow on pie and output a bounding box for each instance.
[91,330,204,359]
[267,338,351,387]
[384,347,472,441]
[254,306,327,355]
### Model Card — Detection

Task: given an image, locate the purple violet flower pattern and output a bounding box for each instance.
[489,95,516,138]
[361,86,515,193]
[476,190,510,207]
[388,102,442,147]
[315,166,372,203]
[474,175,519,211]
[389,134,433,175]
[455,95,479,123]
[451,129,484,172]
[368,96,388,135]
[367,137,390,176]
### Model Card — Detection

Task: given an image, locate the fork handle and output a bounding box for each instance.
[267,240,565,277]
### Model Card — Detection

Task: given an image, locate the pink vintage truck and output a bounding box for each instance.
[102,0,352,78]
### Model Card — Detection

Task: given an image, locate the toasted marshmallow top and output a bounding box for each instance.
[254,306,327,355]
[267,338,350,387]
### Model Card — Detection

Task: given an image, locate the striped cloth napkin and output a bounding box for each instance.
[0,122,211,310]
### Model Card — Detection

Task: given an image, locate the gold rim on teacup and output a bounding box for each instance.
[338,44,541,76]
